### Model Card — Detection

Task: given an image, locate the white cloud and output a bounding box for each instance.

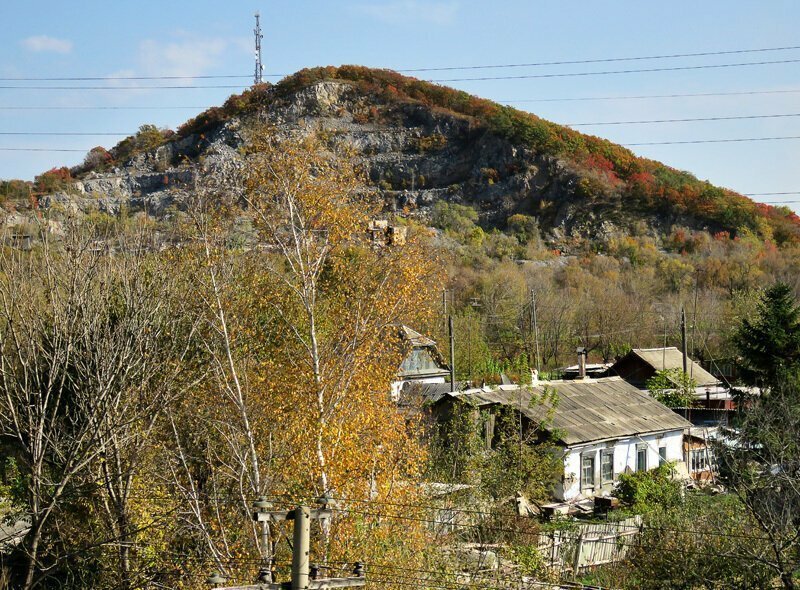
[137,37,229,78]
[356,1,459,25]
[20,35,73,54]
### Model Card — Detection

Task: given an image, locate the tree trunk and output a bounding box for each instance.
[22,519,44,590]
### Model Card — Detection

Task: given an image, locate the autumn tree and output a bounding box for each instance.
[164,128,443,584]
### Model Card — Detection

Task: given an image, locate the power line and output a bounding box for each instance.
[4,42,800,81]
[430,57,800,82]
[746,191,800,196]
[3,88,800,110]
[502,88,800,103]
[0,74,272,82]
[568,112,800,127]
[3,57,800,90]
[398,43,800,72]
[0,106,209,110]
[0,147,87,152]
[624,135,800,146]
[0,132,133,136]
[10,111,800,132]
[0,84,245,90]
[7,134,800,154]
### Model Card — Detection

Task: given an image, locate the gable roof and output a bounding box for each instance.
[398,325,437,348]
[622,347,720,387]
[441,377,691,446]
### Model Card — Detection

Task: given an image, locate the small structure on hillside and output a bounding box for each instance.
[390,325,451,401]
[433,376,691,502]
[368,219,407,247]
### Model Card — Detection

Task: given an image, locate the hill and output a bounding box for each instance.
[6,65,800,248]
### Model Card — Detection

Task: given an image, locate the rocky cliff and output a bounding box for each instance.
[25,66,800,248]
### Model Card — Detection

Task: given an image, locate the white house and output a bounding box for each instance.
[435,376,691,502]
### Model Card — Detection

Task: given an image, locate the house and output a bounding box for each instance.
[608,347,721,390]
[390,325,451,401]
[609,347,740,426]
[434,376,691,502]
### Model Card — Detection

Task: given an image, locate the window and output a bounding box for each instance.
[601,449,614,485]
[581,453,596,490]
[658,446,667,465]
[636,444,648,472]
[689,449,709,472]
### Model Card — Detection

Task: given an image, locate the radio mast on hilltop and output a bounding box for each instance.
[253,12,264,85]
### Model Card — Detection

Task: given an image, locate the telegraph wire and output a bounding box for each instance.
[502,88,800,103]
[4,88,800,109]
[3,57,800,90]
[624,135,800,146]
[0,74,258,82]
[12,111,800,132]
[398,43,800,72]
[568,112,800,126]
[430,57,800,83]
[0,84,245,90]
[4,42,800,81]
[8,135,800,153]
[0,106,209,110]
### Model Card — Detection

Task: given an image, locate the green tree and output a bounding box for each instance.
[646,368,696,408]
[733,282,800,387]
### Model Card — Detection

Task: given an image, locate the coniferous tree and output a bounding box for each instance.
[733,282,800,387]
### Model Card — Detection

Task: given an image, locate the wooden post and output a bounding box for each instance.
[572,531,584,580]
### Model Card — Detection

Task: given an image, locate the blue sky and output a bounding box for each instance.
[2,1,799,209]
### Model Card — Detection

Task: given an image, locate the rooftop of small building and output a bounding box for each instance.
[437,376,692,446]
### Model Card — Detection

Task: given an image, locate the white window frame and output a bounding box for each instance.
[600,449,614,485]
[636,444,648,472]
[581,452,596,491]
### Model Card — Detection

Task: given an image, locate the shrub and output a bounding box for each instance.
[615,462,682,513]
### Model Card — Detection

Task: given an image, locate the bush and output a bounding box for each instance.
[615,462,682,513]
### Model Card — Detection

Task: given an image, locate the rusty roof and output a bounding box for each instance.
[443,377,691,446]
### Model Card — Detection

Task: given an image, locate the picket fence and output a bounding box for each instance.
[536,515,643,573]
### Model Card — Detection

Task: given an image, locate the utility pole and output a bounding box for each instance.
[449,314,456,392]
[253,12,264,85]
[529,288,541,374]
[209,499,365,590]
[681,306,688,376]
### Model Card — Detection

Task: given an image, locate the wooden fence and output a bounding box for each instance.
[536,515,643,573]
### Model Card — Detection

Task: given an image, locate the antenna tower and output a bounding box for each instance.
[253,12,264,85]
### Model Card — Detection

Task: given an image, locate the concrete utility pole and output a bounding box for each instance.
[253,12,264,85]
[209,500,365,590]
[529,288,541,373]
[681,306,688,376]
[448,314,456,392]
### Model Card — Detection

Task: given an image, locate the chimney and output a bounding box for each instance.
[576,347,587,379]
[530,368,539,387]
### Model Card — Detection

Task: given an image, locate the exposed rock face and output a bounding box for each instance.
[33,79,634,244]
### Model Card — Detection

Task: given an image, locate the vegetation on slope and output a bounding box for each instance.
[274,66,800,245]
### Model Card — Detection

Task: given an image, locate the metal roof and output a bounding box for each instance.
[398,325,437,348]
[444,377,691,446]
[628,347,720,387]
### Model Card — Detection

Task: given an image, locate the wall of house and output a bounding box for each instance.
[554,430,685,502]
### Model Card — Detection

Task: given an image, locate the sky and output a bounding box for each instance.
[1,1,799,210]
